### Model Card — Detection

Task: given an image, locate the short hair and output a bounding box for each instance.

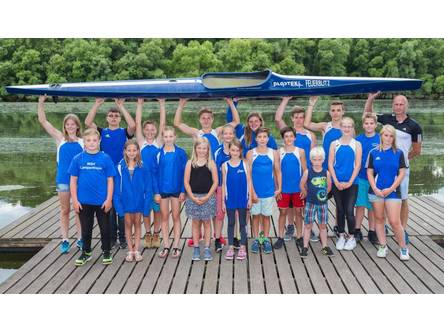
[330,100,345,111]
[198,108,213,118]
[280,126,296,138]
[83,128,101,140]
[163,125,176,136]
[107,107,121,115]
[256,127,270,137]
[143,120,158,129]
[291,106,305,117]
[340,116,355,127]
[309,146,325,161]
[228,138,243,156]
[362,112,378,123]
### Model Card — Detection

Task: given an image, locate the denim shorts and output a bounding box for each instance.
[56,183,70,193]
[355,178,372,210]
[368,193,402,203]
[251,197,274,216]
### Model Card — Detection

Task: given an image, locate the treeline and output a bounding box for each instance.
[1,38,444,100]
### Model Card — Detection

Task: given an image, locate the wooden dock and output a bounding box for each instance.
[0,195,443,294]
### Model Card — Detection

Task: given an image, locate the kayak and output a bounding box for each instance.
[6,69,422,98]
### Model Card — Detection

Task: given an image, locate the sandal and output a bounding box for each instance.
[172,247,182,258]
[125,251,134,262]
[158,247,170,258]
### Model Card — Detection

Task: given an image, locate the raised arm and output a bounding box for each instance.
[37,95,63,143]
[303,96,326,132]
[156,98,166,144]
[85,98,104,129]
[275,96,291,130]
[364,92,381,115]
[217,97,240,134]
[173,98,199,137]
[135,98,145,147]
[115,98,136,136]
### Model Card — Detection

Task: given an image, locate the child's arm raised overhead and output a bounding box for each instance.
[216,97,240,135]
[115,98,136,136]
[135,98,145,147]
[37,95,64,144]
[275,96,292,130]
[303,96,326,133]
[156,98,166,145]
[85,98,104,129]
[173,98,199,137]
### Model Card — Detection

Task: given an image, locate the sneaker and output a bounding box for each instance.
[225,247,235,260]
[215,238,223,252]
[219,236,227,246]
[134,251,143,262]
[336,235,346,250]
[144,233,152,248]
[368,230,379,245]
[192,247,200,261]
[321,246,334,257]
[404,231,410,245]
[263,239,273,254]
[204,247,213,261]
[233,237,241,249]
[75,251,92,266]
[236,247,247,260]
[300,247,309,259]
[377,244,388,258]
[76,239,83,251]
[151,233,161,248]
[60,240,70,254]
[344,237,357,251]
[125,251,134,262]
[119,241,128,250]
[258,231,266,245]
[355,230,363,242]
[102,252,113,265]
[310,231,319,242]
[284,224,295,241]
[251,239,260,253]
[333,225,340,237]
[273,237,284,250]
[399,247,410,261]
[187,239,195,247]
[296,237,304,248]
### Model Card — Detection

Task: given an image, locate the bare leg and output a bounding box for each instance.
[278,208,287,238]
[294,207,303,239]
[386,201,405,248]
[373,201,386,245]
[401,199,409,230]
[262,216,270,238]
[160,198,171,248]
[303,223,312,248]
[319,223,328,248]
[192,220,200,246]
[355,206,364,229]
[58,192,71,240]
[368,210,375,230]
[171,197,182,249]
[143,216,151,236]
[251,215,260,238]
[153,211,161,233]
[134,213,142,251]
[124,214,134,252]
[203,220,211,247]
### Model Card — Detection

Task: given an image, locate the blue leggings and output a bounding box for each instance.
[226,208,248,246]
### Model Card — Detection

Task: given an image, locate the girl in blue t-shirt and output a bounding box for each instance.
[37,95,84,254]
[154,126,188,259]
[328,117,362,251]
[114,140,153,263]
[367,124,408,260]
[135,98,165,250]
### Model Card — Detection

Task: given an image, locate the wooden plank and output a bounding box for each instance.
[385,238,443,294]
[261,244,281,294]
[153,239,185,294]
[233,256,249,294]
[247,239,265,294]
[201,244,219,294]
[273,243,297,294]
[25,210,75,239]
[137,249,171,294]
[301,242,331,294]
[120,248,158,294]
[285,240,314,294]
[169,241,193,294]
[417,236,444,260]
[326,239,363,294]
[87,248,126,294]
[185,252,205,294]
[310,240,347,294]
[218,251,233,294]
[408,199,444,234]
[0,240,59,293]
[409,237,444,271]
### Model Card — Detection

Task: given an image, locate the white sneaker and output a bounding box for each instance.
[399,247,410,261]
[336,235,346,250]
[377,245,388,258]
[344,237,357,251]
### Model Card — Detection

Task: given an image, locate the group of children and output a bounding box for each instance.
[38,92,414,267]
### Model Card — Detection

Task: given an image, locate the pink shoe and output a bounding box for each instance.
[187,239,194,247]
[236,247,247,260]
[225,247,235,260]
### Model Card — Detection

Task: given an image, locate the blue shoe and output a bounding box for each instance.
[60,240,70,254]
[76,239,84,251]
[204,247,213,261]
[284,224,295,241]
[404,231,410,245]
[192,247,200,261]
[251,239,260,253]
[263,239,273,254]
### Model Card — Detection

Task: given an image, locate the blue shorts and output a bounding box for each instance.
[56,183,70,193]
[368,194,402,203]
[251,197,273,216]
[355,178,372,210]
[304,202,328,225]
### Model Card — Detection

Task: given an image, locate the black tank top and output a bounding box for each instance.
[190,164,213,194]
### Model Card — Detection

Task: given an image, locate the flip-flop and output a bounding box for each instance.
[171,247,181,258]
[158,247,170,258]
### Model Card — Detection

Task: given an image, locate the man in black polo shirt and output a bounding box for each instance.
[364,92,423,244]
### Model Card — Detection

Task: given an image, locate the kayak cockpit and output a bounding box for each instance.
[202,70,271,89]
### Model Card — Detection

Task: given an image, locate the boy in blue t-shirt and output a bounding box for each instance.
[85,98,136,249]
[355,113,380,244]
[69,128,116,266]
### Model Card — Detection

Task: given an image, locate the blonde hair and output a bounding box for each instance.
[379,124,398,152]
[362,112,378,124]
[244,112,264,147]
[163,126,176,136]
[190,137,212,168]
[310,146,325,161]
[62,114,82,141]
[340,116,355,137]
[83,128,100,140]
[123,139,142,167]
[220,123,235,142]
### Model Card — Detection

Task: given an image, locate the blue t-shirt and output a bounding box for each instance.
[323,123,342,170]
[98,127,133,166]
[56,139,84,185]
[356,133,380,180]
[223,160,249,209]
[332,138,358,184]
[214,144,231,186]
[68,151,116,205]
[251,148,275,198]
[240,127,278,156]
[367,148,406,199]
[294,131,312,168]
[306,168,328,205]
[280,147,303,193]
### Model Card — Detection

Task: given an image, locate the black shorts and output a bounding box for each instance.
[160,192,180,199]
